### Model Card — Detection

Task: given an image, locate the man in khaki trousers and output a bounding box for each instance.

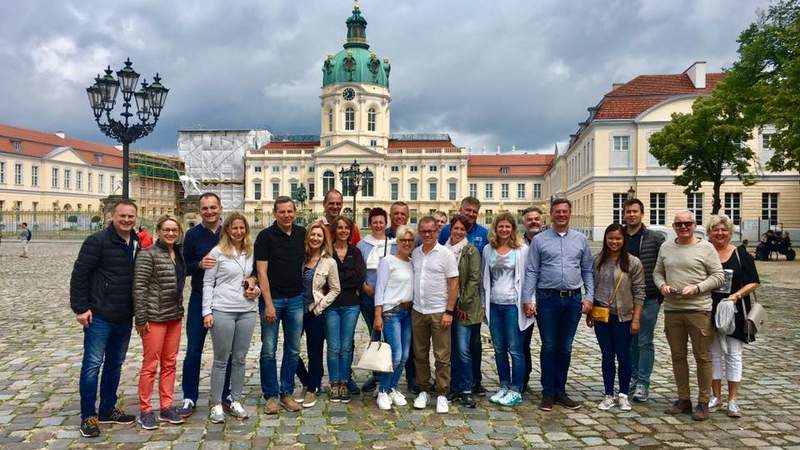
[410,216,459,414]
[654,210,724,421]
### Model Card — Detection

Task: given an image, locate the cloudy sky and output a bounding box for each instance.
[1,0,768,154]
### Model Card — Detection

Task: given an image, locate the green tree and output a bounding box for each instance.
[722,0,800,172]
[649,95,756,214]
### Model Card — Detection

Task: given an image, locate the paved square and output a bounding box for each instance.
[0,241,798,449]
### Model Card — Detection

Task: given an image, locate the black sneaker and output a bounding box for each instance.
[361,376,378,393]
[158,407,185,425]
[460,393,477,409]
[409,383,422,395]
[80,416,100,438]
[221,395,233,414]
[137,412,159,430]
[555,393,581,410]
[98,407,136,424]
[446,391,460,402]
[176,399,195,418]
[473,384,488,396]
[346,379,361,396]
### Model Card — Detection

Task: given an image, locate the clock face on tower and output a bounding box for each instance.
[342,88,355,101]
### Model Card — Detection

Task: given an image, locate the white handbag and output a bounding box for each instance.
[355,335,393,373]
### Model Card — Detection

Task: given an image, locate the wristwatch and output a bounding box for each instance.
[444,310,454,317]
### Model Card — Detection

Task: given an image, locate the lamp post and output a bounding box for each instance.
[86,58,168,199]
[339,160,366,222]
[627,185,636,200]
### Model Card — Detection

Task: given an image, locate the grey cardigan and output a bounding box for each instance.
[592,254,646,322]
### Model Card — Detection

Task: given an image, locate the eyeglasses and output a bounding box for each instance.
[672,221,694,228]
[397,239,415,244]
[419,229,436,235]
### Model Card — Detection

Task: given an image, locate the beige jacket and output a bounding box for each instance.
[310,256,341,315]
[592,254,646,322]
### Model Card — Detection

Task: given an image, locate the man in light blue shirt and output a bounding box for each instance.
[522,198,593,412]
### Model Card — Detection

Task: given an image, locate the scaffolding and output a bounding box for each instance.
[177,129,271,210]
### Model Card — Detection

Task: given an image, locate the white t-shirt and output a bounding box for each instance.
[411,243,459,314]
[374,255,413,311]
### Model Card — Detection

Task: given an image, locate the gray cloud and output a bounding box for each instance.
[0,0,767,153]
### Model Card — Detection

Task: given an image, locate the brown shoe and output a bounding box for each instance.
[539,396,555,412]
[280,394,301,412]
[264,397,280,415]
[692,403,709,421]
[555,393,581,409]
[339,382,351,404]
[665,399,693,415]
[329,384,341,403]
[302,390,317,408]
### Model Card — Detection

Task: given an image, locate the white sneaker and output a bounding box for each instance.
[597,395,615,410]
[228,401,249,419]
[490,388,509,403]
[389,389,407,406]
[413,391,429,409]
[436,395,449,413]
[708,396,720,413]
[618,393,631,411]
[376,392,392,410]
[209,404,225,423]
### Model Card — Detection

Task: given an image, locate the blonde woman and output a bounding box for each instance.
[482,212,532,407]
[295,222,341,407]
[202,213,260,423]
[133,215,187,430]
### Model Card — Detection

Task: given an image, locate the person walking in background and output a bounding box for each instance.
[203,213,261,423]
[355,207,395,393]
[444,214,482,408]
[520,206,544,393]
[482,212,533,407]
[70,199,139,438]
[18,222,31,257]
[133,215,187,430]
[326,216,367,403]
[255,196,307,414]
[411,216,459,413]
[294,222,340,408]
[137,225,153,249]
[522,198,594,412]
[622,199,665,402]
[654,210,724,421]
[373,225,416,411]
[587,224,645,412]
[708,214,760,418]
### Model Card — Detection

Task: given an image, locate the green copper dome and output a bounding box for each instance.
[322,5,390,88]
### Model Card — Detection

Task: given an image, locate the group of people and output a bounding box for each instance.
[69,190,760,438]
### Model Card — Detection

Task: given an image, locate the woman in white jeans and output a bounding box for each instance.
[202,213,261,423]
[708,214,760,418]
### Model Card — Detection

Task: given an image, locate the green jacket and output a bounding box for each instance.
[456,243,483,325]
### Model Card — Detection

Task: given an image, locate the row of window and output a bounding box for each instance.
[328,107,378,132]
[611,192,780,226]
[253,165,311,174]
[468,182,542,201]
[391,164,460,173]
[0,162,114,193]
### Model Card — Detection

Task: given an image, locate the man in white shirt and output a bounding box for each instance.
[411,216,459,413]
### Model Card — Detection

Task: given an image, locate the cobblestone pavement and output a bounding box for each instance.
[1,241,799,449]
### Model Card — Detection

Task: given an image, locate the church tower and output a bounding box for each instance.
[319,1,391,151]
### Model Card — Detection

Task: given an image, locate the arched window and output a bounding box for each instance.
[367,108,376,131]
[345,107,355,131]
[361,169,374,197]
[328,108,333,132]
[323,170,335,195]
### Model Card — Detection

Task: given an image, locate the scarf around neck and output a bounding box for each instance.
[445,238,468,262]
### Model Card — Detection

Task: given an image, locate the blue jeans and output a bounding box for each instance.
[79,316,132,420]
[470,323,483,388]
[595,314,632,395]
[259,295,304,398]
[536,290,582,398]
[630,297,660,388]
[324,305,361,383]
[296,309,325,392]
[379,307,412,392]
[359,292,380,340]
[451,320,479,393]
[488,304,525,393]
[183,292,231,404]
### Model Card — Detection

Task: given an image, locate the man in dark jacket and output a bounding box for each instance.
[623,198,665,402]
[70,199,140,438]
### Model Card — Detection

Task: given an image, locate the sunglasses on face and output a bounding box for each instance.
[673,221,695,228]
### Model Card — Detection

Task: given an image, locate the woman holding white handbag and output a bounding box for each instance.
[372,225,416,411]
[708,215,760,418]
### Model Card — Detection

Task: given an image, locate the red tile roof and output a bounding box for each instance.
[0,123,123,169]
[388,139,457,149]
[594,72,725,120]
[468,154,553,177]
[263,141,319,150]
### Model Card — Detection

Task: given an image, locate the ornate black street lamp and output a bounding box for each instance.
[339,159,365,222]
[86,58,168,199]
